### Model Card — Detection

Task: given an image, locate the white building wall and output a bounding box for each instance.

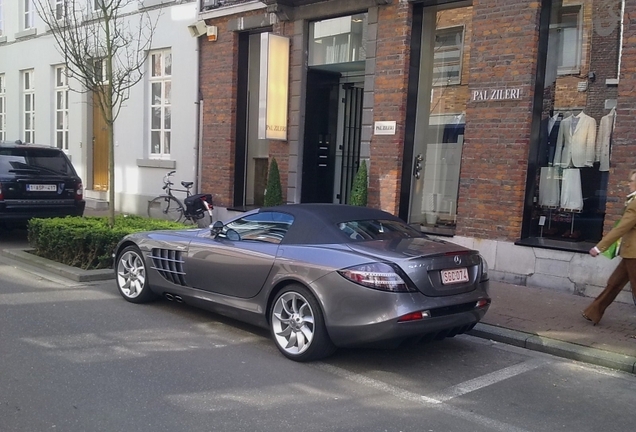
[0,0,200,215]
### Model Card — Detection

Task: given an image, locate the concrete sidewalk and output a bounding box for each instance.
[472,280,636,373]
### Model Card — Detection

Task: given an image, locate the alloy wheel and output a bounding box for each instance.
[271,291,315,356]
[117,250,146,299]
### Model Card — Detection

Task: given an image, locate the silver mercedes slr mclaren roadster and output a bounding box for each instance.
[114,204,490,361]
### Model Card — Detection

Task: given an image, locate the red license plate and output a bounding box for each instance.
[441,267,469,285]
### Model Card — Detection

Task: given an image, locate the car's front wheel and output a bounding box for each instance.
[270,284,336,362]
[115,246,155,303]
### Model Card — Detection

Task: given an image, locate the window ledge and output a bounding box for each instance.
[15,28,37,39]
[0,36,7,44]
[606,78,619,86]
[136,158,176,169]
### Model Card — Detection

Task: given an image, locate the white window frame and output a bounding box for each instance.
[54,65,69,150]
[24,0,34,30]
[55,0,66,21]
[552,4,583,76]
[433,25,465,86]
[0,0,4,36]
[149,49,172,158]
[0,74,6,141]
[23,70,36,144]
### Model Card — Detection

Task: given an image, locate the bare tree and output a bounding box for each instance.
[36,0,160,225]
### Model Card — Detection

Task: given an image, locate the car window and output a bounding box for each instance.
[0,148,75,176]
[224,211,294,244]
[338,219,421,241]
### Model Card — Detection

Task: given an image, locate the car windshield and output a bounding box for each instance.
[338,219,422,241]
[0,148,75,176]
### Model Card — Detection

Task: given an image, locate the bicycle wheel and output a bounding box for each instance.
[147,196,184,222]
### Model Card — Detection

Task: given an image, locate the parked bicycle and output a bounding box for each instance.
[147,171,213,227]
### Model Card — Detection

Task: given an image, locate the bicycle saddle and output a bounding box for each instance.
[181,181,194,188]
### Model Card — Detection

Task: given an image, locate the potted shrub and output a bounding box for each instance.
[350,160,368,206]
[264,158,284,207]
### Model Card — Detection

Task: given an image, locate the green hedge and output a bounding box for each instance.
[28,215,185,270]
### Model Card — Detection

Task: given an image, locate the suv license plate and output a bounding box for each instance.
[27,184,57,192]
[441,268,469,285]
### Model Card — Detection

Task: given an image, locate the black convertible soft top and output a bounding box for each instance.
[258,203,407,245]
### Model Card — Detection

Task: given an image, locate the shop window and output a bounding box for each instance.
[404,3,473,236]
[521,0,621,252]
[433,26,464,86]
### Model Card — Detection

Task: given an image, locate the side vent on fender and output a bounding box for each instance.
[151,249,186,286]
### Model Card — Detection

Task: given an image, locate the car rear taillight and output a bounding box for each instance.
[75,182,83,201]
[338,262,416,292]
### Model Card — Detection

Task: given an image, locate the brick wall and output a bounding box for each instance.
[369,1,412,214]
[199,15,240,208]
[456,0,542,241]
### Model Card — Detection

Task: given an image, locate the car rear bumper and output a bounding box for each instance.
[312,273,490,348]
[0,200,86,225]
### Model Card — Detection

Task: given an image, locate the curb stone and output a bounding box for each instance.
[0,248,113,283]
[469,323,636,374]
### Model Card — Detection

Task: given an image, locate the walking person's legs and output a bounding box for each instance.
[582,259,629,324]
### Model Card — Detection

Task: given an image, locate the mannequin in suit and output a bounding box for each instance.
[538,111,562,166]
[595,107,616,172]
[554,111,597,211]
[583,169,636,324]
[538,111,563,207]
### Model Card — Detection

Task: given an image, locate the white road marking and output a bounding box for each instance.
[430,357,547,402]
[314,362,537,432]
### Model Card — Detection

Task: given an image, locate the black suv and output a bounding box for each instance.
[0,141,85,228]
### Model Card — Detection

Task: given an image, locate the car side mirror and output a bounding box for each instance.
[211,220,224,237]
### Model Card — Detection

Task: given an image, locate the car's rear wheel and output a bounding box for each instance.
[115,246,155,303]
[270,284,336,362]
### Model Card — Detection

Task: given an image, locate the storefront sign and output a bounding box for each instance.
[258,33,290,141]
[471,87,523,102]
[374,121,396,135]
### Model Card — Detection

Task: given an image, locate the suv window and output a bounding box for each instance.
[0,148,75,176]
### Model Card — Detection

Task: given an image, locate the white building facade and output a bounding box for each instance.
[0,0,202,214]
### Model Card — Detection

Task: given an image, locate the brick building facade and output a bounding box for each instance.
[195,0,635,301]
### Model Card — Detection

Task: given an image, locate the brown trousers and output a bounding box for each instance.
[583,258,636,324]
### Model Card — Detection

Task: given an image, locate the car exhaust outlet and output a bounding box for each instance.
[164,293,175,301]
[174,295,183,303]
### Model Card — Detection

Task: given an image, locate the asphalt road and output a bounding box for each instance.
[1,251,636,432]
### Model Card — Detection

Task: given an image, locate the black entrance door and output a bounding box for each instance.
[301,69,340,203]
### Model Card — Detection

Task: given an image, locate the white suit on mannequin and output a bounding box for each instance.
[553,111,597,168]
[553,111,597,211]
[595,107,615,172]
